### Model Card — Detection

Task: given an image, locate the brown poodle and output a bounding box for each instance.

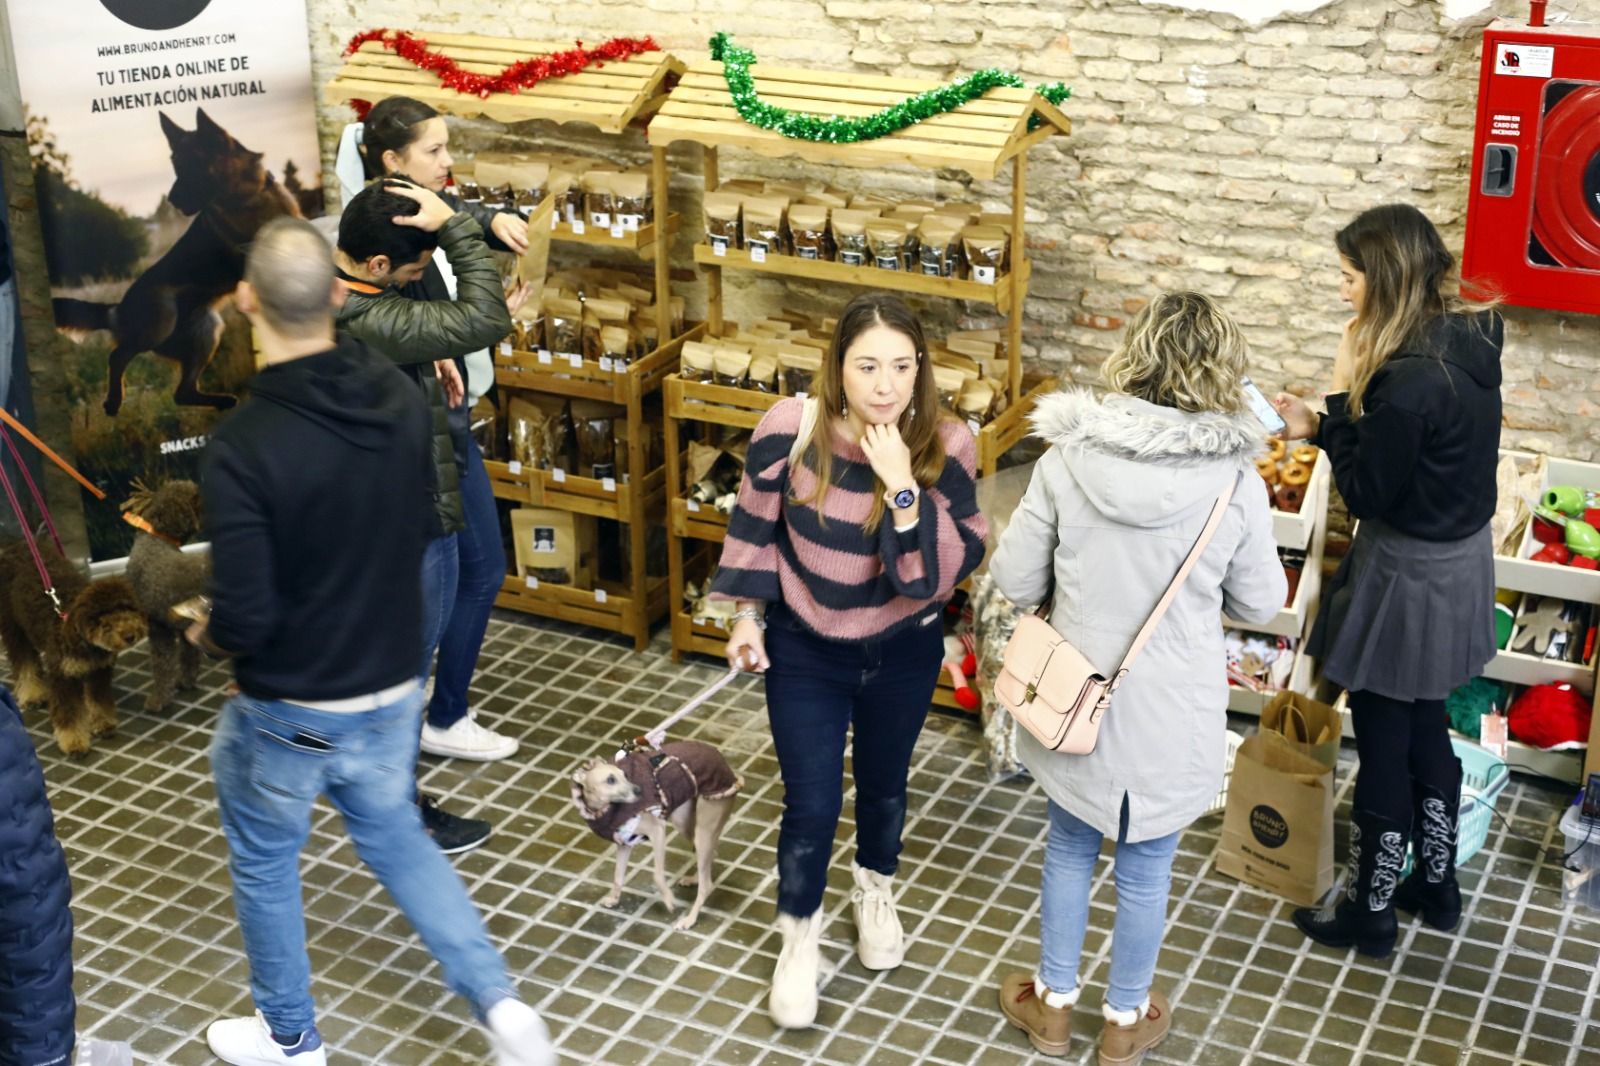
[122,480,208,712]
[0,540,147,755]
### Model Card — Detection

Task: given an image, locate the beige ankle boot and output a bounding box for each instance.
[769,911,823,1029]
[850,863,905,970]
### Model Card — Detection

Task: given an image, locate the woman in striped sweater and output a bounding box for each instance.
[711,293,987,1029]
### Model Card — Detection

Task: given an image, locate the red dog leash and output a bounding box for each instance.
[0,410,107,619]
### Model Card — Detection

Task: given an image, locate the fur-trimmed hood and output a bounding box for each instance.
[1029,389,1270,528]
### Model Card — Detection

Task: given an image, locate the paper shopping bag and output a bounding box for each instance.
[1260,690,1343,772]
[1216,731,1335,906]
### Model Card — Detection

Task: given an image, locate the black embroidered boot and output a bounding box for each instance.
[1293,809,1407,959]
[1394,760,1463,931]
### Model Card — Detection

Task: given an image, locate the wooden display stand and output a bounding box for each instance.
[327,36,689,651]
[1487,450,1600,785]
[1225,452,1332,718]
[648,62,1070,690]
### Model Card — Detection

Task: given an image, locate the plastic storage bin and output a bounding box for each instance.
[1400,739,1510,877]
[1561,805,1600,912]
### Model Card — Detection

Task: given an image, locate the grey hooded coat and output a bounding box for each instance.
[989,390,1287,842]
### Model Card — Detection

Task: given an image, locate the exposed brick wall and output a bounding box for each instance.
[296,0,1598,465]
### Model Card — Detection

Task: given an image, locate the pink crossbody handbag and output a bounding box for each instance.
[994,478,1236,755]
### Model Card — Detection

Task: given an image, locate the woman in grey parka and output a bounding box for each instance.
[989,293,1286,1063]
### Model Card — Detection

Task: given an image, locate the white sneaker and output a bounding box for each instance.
[420,714,519,761]
[851,862,905,970]
[485,999,558,1066]
[205,1012,327,1066]
[769,911,823,1029]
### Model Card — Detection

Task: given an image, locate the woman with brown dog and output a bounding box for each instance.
[712,293,987,1029]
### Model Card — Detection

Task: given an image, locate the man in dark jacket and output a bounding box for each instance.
[332,180,515,853]
[0,687,75,1066]
[189,218,553,1066]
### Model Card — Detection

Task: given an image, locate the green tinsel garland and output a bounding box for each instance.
[708,33,1070,143]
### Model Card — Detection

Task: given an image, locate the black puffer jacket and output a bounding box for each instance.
[1314,311,1504,541]
[335,211,512,538]
[0,687,75,1066]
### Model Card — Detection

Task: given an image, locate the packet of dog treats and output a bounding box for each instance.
[611,172,652,230]
[704,191,744,254]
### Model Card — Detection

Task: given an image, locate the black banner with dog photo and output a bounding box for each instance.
[6,0,322,560]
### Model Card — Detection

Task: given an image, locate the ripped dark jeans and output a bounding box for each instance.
[762,602,945,917]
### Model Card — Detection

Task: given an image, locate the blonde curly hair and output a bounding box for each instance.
[1101,291,1249,415]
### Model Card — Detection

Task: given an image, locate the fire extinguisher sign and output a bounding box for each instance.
[1495,43,1555,78]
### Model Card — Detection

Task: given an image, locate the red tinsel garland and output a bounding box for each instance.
[343,29,660,118]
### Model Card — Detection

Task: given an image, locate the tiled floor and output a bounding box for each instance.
[25,613,1600,1065]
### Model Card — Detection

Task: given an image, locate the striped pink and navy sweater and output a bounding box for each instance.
[710,398,988,641]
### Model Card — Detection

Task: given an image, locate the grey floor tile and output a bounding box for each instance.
[14,612,1600,1064]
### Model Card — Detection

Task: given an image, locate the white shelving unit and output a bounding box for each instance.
[1226,451,1331,717]
[1482,450,1600,786]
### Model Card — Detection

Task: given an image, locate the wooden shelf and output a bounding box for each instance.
[495,324,707,406]
[650,62,1070,180]
[551,214,680,255]
[659,64,1069,662]
[498,573,671,635]
[691,243,1026,307]
[326,33,683,132]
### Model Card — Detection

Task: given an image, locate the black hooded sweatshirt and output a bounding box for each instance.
[201,336,434,700]
[1314,311,1504,542]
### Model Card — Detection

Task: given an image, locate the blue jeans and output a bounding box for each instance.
[763,603,944,917]
[428,437,505,729]
[419,533,460,685]
[1039,799,1181,1012]
[209,690,514,1035]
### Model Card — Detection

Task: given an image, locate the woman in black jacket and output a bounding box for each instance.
[1276,204,1503,960]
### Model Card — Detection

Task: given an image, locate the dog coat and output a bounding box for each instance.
[573,740,742,846]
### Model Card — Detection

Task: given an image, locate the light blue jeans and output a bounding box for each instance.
[1039,799,1181,1013]
[209,689,514,1036]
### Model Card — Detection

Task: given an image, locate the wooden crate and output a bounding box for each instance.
[326,32,683,133]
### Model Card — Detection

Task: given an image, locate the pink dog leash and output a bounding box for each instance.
[630,665,745,753]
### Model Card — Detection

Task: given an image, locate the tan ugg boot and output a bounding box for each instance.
[1098,990,1172,1065]
[997,972,1073,1057]
[850,863,905,970]
[769,911,823,1029]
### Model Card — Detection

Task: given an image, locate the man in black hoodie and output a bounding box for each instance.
[189,219,554,1066]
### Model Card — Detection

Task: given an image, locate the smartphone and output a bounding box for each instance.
[1241,376,1287,435]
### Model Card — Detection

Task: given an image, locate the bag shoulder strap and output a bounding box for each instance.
[1113,473,1239,677]
[788,395,819,472]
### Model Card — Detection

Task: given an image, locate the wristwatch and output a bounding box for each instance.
[885,486,919,511]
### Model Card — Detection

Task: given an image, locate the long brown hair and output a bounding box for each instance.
[795,293,946,532]
[1336,204,1491,417]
